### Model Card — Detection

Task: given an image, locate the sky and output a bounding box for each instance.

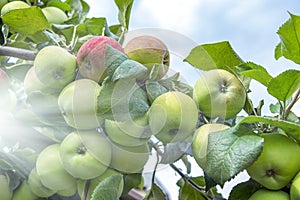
[85,0,300,199]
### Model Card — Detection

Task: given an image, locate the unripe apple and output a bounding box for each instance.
[247,133,300,190]
[290,171,300,200]
[56,183,77,197]
[193,69,246,119]
[34,46,77,91]
[0,174,13,200]
[76,36,124,83]
[36,144,77,191]
[248,189,289,200]
[58,79,103,130]
[42,7,68,24]
[124,35,170,79]
[1,0,29,15]
[192,123,230,169]
[12,181,37,200]
[148,91,198,144]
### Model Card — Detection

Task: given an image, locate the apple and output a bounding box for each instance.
[42,7,68,24]
[12,181,37,200]
[110,141,150,174]
[1,0,29,15]
[192,123,230,169]
[193,69,246,119]
[36,144,77,191]
[56,183,77,197]
[34,46,77,91]
[0,68,10,94]
[248,189,289,200]
[0,174,13,200]
[290,171,300,200]
[148,91,198,144]
[124,35,170,79]
[58,78,103,129]
[247,133,300,190]
[77,168,123,200]
[77,36,124,83]
[60,131,111,180]
[104,115,152,147]
[28,168,56,198]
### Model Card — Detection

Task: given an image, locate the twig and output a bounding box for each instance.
[285,88,300,119]
[0,46,36,60]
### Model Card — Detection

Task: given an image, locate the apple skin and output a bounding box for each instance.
[77,36,124,83]
[247,133,300,190]
[193,69,246,119]
[36,144,77,191]
[192,123,230,169]
[28,167,56,198]
[42,7,68,24]
[12,181,37,200]
[0,174,13,200]
[124,35,170,79]
[1,1,29,15]
[148,91,198,144]
[291,171,300,200]
[248,189,289,200]
[34,46,77,91]
[60,131,111,180]
[77,168,123,200]
[110,141,149,174]
[58,79,102,130]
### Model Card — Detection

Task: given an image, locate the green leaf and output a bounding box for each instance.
[184,41,243,71]
[205,126,263,185]
[122,173,142,196]
[269,102,281,114]
[114,0,134,29]
[229,179,261,200]
[84,17,106,35]
[238,116,300,143]
[91,174,124,200]
[275,13,300,64]
[146,183,166,200]
[177,177,206,200]
[267,69,300,101]
[145,80,169,103]
[2,7,50,35]
[112,59,148,81]
[160,139,191,164]
[237,62,273,87]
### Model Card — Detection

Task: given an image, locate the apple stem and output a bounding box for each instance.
[0,46,36,60]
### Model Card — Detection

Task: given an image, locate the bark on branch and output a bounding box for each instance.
[0,46,36,60]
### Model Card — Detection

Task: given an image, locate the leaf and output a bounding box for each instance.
[205,126,263,185]
[177,177,206,200]
[184,41,243,71]
[122,173,142,196]
[145,80,169,103]
[146,183,166,200]
[84,17,106,35]
[2,7,50,35]
[229,179,261,200]
[238,115,300,143]
[275,13,300,64]
[114,0,134,29]
[269,102,281,114]
[267,69,300,101]
[91,174,124,200]
[160,139,191,164]
[237,62,273,87]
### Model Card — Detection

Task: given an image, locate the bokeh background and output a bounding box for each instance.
[84,0,300,199]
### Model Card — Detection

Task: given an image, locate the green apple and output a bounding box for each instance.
[124,35,170,79]
[248,189,289,200]
[193,69,246,119]
[148,91,198,144]
[34,46,76,91]
[104,115,151,147]
[28,168,56,198]
[110,141,149,174]
[77,168,123,200]
[56,183,77,197]
[291,171,300,200]
[247,133,300,190]
[1,0,29,15]
[192,123,230,169]
[0,174,13,200]
[60,131,111,180]
[42,7,68,24]
[12,181,37,200]
[36,144,77,191]
[77,36,124,83]
[58,79,102,130]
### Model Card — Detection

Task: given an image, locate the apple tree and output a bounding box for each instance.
[0,0,299,200]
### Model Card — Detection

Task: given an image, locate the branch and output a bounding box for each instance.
[0,46,36,60]
[285,88,300,119]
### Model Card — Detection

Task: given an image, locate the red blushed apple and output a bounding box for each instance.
[0,68,10,95]
[76,36,124,83]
